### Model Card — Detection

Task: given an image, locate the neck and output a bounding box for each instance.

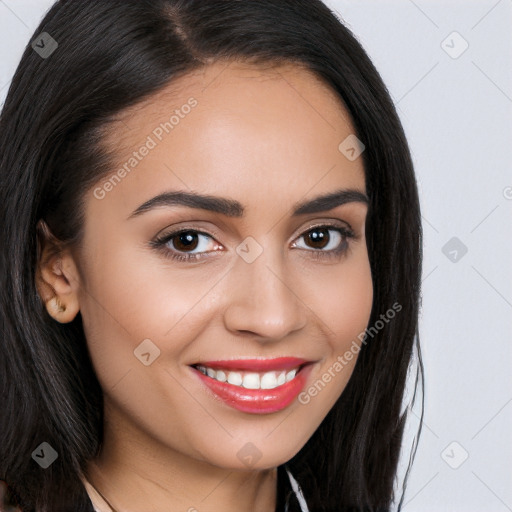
[83,408,278,512]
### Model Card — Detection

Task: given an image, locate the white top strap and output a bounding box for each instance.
[82,468,311,512]
[285,467,310,512]
[81,475,111,512]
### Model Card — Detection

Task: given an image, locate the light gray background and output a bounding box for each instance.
[1,1,511,511]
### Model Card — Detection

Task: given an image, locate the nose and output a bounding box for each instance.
[222,244,307,341]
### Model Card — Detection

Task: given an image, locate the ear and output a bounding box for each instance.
[35,219,81,323]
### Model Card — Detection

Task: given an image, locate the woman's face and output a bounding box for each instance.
[66,61,373,470]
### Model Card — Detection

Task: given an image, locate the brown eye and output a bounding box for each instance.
[293,225,355,260]
[150,229,223,263]
[304,227,332,250]
[171,231,200,252]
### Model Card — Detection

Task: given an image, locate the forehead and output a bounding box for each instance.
[107,59,355,135]
[90,60,366,221]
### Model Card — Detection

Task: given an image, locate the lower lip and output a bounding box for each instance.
[191,364,314,414]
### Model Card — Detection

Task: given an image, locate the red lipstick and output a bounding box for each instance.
[189,357,314,414]
[196,357,308,371]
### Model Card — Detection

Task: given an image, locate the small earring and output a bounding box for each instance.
[51,297,66,313]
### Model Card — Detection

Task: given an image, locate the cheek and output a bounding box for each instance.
[78,241,222,384]
[307,252,374,348]
[296,253,373,411]
[79,232,202,333]
[290,253,373,446]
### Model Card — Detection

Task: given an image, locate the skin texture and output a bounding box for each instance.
[37,61,373,512]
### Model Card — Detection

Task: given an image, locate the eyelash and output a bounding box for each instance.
[149,223,356,263]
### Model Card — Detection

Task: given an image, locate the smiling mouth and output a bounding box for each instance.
[190,362,309,390]
[188,357,315,414]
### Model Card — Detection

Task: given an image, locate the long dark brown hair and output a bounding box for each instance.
[0,1,423,510]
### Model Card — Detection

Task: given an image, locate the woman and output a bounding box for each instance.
[0,1,424,510]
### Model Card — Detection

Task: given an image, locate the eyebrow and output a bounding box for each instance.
[128,188,369,219]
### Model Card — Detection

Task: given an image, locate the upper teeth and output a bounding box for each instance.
[195,365,300,389]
